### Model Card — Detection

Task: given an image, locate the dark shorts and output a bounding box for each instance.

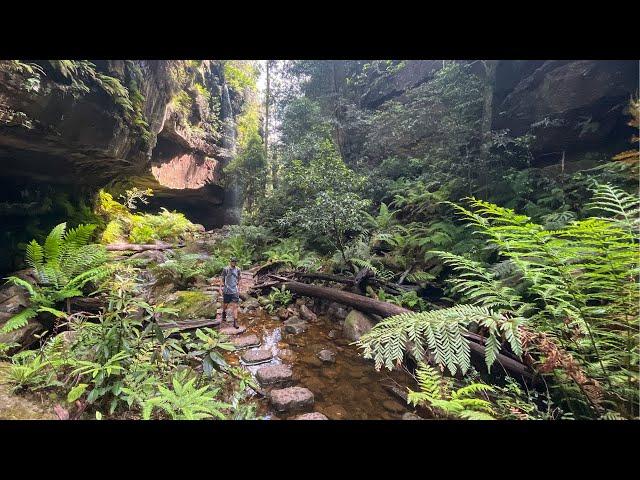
[223,293,239,304]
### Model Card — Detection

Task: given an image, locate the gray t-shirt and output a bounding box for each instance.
[221,266,241,295]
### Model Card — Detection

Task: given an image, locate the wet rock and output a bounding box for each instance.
[277,349,297,363]
[242,298,260,310]
[277,308,289,320]
[231,334,261,350]
[219,325,247,336]
[301,377,325,393]
[327,302,349,320]
[256,364,293,387]
[402,412,424,420]
[343,310,374,341]
[321,404,348,420]
[241,349,273,365]
[317,349,336,364]
[284,318,308,334]
[293,412,328,420]
[283,316,301,326]
[304,356,323,368]
[299,304,318,322]
[327,329,339,339]
[270,387,314,412]
[320,369,339,380]
[129,250,167,265]
[382,400,406,414]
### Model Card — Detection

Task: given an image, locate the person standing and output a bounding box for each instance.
[219,257,241,328]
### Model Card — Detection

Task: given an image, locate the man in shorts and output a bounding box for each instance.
[219,257,241,328]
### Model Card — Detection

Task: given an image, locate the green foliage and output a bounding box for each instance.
[7,351,61,393]
[263,238,321,270]
[358,304,521,375]
[407,363,496,420]
[261,286,293,314]
[1,223,108,335]
[223,60,259,92]
[141,370,230,420]
[152,252,212,288]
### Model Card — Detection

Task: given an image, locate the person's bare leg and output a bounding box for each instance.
[221,302,227,324]
[231,302,239,328]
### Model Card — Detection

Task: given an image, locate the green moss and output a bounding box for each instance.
[101,220,124,244]
[167,291,219,319]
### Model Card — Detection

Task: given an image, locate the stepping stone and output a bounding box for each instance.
[219,325,247,335]
[317,349,336,363]
[293,412,328,420]
[241,349,273,366]
[270,386,314,412]
[256,364,293,387]
[231,334,261,350]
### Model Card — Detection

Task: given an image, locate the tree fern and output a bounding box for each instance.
[357,304,521,375]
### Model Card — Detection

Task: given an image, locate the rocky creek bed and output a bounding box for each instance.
[223,308,418,420]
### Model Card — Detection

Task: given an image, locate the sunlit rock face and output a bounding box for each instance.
[151,154,218,189]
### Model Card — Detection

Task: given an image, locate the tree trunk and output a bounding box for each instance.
[265,60,270,167]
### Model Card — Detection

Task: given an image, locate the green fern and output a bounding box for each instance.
[407,363,496,420]
[357,304,521,375]
[1,223,108,335]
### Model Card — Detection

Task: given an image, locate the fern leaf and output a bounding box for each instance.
[0,308,38,334]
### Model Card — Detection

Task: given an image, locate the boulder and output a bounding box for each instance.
[299,304,318,322]
[270,387,314,412]
[342,310,374,341]
[242,297,260,310]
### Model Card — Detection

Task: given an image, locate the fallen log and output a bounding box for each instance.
[268,276,534,381]
[105,242,182,252]
[294,271,355,285]
[253,260,289,279]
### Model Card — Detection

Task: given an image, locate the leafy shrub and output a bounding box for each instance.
[261,286,293,314]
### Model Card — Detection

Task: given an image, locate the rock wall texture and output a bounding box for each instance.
[0,60,243,272]
[355,60,638,161]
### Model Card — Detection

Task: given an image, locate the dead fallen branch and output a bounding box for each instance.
[105,242,182,252]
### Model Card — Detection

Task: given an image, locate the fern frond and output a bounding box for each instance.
[0,308,38,334]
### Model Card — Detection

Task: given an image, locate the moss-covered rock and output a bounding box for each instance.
[164,290,219,319]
